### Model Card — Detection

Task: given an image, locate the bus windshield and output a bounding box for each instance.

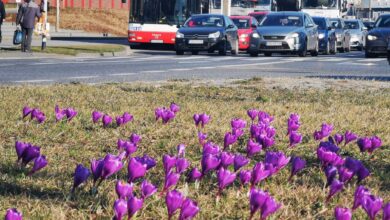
[129,0,203,25]
[302,0,338,9]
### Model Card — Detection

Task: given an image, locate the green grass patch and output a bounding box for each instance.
[31,45,125,56]
[0,83,389,219]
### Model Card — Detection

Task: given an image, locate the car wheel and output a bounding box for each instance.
[207,49,215,53]
[365,50,376,58]
[264,52,272,57]
[176,50,184,55]
[219,39,227,56]
[330,41,337,55]
[191,51,199,55]
[311,43,319,56]
[249,51,259,57]
[324,40,330,55]
[339,46,345,53]
[231,39,238,55]
[298,41,307,57]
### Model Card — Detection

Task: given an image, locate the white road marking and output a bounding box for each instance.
[140,70,166,73]
[179,60,211,64]
[221,60,296,68]
[0,64,15,67]
[357,58,385,62]
[68,75,98,79]
[338,62,376,66]
[13,79,54,83]
[168,68,192,71]
[109,73,137,76]
[195,66,216,70]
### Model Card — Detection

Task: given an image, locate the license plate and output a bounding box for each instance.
[189,40,204,44]
[151,40,163,44]
[266,41,282,46]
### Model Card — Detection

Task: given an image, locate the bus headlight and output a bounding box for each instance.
[318,33,325,39]
[176,32,184,39]
[208,31,221,39]
[367,35,377,41]
[252,33,260,38]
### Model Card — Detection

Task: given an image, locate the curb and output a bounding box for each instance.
[50,37,127,41]
[76,46,132,57]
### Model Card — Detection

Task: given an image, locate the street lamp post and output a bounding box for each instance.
[56,0,59,32]
[41,0,48,50]
[368,0,371,19]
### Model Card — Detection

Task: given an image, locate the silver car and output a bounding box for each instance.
[345,19,368,51]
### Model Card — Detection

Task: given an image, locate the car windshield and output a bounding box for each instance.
[184,16,225,27]
[302,0,337,9]
[375,16,390,28]
[313,18,327,30]
[345,21,359,29]
[330,19,342,28]
[261,15,303,27]
[251,14,266,23]
[232,18,250,29]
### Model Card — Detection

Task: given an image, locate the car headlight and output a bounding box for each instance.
[208,31,221,39]
[176,32,184,38]
[290,33,299,38]
[318,33,325,39]
[252,33,260,38]
[367,35,377,41]
[240,34,249,38]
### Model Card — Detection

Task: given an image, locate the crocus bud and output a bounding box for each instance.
[141,180,157,199]
[5,208,23,220]
[201,154,220,175]
[102,114,112,127]
[91,158,104,183]
[352,185,370,210]
[65,108,78,121]
[247,109,258,121]
[130,133,141,145]
[72,164,90,191]
[127,158,147,183]
[188,168,202,182]
[113,199,128,220]
[166,190,184,219]
[290,157,306,180]
[246,139,262,158]
[362,194,383,220]
[170,102,180,113]
[163,154,177,175]
[334,207,352,220]
[344,130,358,145]
[21,145,40,166]
[92,111,103,123]
[101,154,123,179]
[22,106,32,118]
[164,172,180,192]
[127,196,143,219]
[383,202,390,220]
[176,158,190,174]
[15,141,28,162]
[217,168,236,192]
[234,154,250,172]
[115,180,133,199]
[179,198,200,220]
[239,170,252,186]
[251,162,270,186]
[326,179,344,203]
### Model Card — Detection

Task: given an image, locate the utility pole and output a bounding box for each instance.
[368,0,372,19]
[56,0,60,32]
[41,0,48,50]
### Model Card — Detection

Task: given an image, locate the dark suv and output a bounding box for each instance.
[175,14,238,56]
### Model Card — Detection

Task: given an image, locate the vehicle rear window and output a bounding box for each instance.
[184,16,225,28]
[345,21,359,29]
[313,18,327,30]
[232,18,250,29]
[330,19,342,28]
[261,15,303,27]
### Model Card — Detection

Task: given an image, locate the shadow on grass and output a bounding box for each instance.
[0,181,66,201]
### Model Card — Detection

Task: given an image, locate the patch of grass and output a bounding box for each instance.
[232,76,264,85]
[0,83,389,219]
[31,45,125,56]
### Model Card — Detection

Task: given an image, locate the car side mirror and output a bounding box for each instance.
[227,24,235,29]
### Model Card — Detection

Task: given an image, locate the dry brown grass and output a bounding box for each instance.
[47,8,128,36]
[0,82,389,219]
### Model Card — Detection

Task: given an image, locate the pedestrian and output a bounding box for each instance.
[0,0,6,43]
[16,0,41,52]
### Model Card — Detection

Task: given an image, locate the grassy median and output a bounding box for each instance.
[31,45,125,56]
[0,79,389,219]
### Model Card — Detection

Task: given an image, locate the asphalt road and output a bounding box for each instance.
[0,50,389,84]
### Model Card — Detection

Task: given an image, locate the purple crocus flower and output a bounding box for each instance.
[289,157,306,180]
[198,132,207,145]
[177,144,186,157]
[251,162,270,187]
[249,189,268,218]
[344,131,358,145]
[224,132,237,149]
[127,196,144,219]
[122,112,133,124]
[55,105,66,121]
[199,113,211,127]
[220,151,234,168]
[15,141,28,162]
[115,180,133,199]
[352,185,371,210]
[21,145,40,166]
[317,147,344,167]
[35,111,46,124]
[162,109,175,124]
[231,118,247,130]
[113,199,128,220]
[102,114,112,127]
[170,102,180,113]
[72,164,90,192]
[163,154,177,174]
[155,107,164,121]
[92,111,103,123]
[29,155,48,175]
[334,207,352,220]
[126,134,140,146]
[247,109,258,122]
[258,111,274,125]
[23,106,32,118]
[239,170,252,186]
[264,151,291,175]
[4,208,23,220]
[91,158,104,183]
[247,139,262,158]
[362,194,383,220]
[287,113,300,135]
[201,154,221,175]
[65,108,78,121]
[166,190,184,220]
[314,123,333,140]
[179,198,200,220]
[334,134,344,145]
[127,158,147,183]
[383,202,390,220]
[135,154,156,170]
[163,171,180,193]
[119,140,137,157]
[188,168,202,182]
[326,179,344,203]
[217,168,237,193]
[289,131,302,147]
[325,165,338,187]
[141,180,157,199]
[234,154,250,172]
[261,193,282,220]
[338,166,354,183]
[176,158,190,174]
[357,137,372,153]
[100,154,123,180]
[116,116,124,126]
[257,135,275,149]
[370,136,382,153]
[203,142,220,155]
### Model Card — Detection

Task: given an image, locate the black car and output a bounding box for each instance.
[248,12,319,57]
[175,14,239,55]
[365,14,390,58]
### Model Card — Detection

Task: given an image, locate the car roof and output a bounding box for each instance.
[230,15,252,19]
[379,14,390,18]
[268,11,305,16]
[249,11,269,15]
[312,16,327,20]
[192,14,224,17]
[345,19,359,22]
